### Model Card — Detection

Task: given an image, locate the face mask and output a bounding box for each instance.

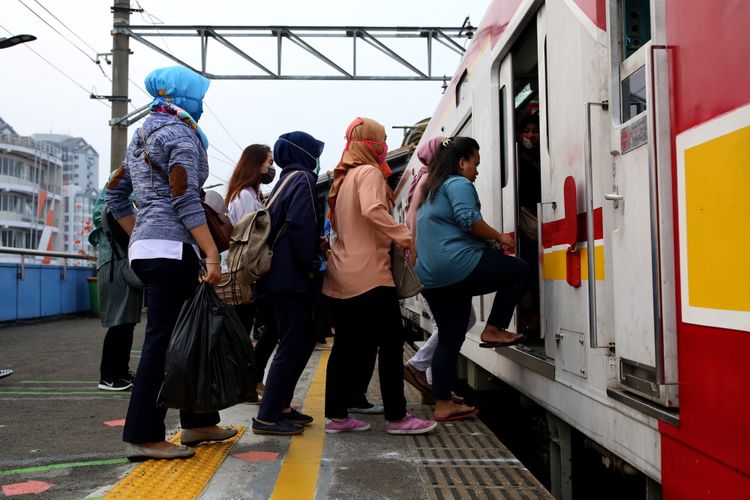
[520,132,539,150]
[260,165,277,184]
[350,139,388,164]
[315,157,321,175]
[178,96,203,122]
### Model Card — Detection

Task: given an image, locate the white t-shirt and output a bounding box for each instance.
[222,187,263,272]
[129,239,200,263]
[228,188,262,225]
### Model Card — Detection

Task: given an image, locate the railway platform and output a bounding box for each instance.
[0,315,551,499]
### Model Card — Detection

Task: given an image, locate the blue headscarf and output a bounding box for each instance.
[273,131,325,172]
[145,66,210,149]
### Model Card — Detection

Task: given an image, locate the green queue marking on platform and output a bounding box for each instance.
[0,458,129,476]
[0,391,127,396]
[20,381,99,384]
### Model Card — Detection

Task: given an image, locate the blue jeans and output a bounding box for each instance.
[422,249,530,401]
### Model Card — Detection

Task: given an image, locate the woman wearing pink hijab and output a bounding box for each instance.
[404,136,444,261]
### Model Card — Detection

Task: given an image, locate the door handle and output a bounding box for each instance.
[605,187,623,208]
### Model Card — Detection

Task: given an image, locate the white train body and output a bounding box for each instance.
[392,0,745,489]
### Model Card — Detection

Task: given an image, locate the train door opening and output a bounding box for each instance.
[510,23,543,344]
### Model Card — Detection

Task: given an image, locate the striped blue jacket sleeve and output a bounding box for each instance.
[105,161,134,220]
[159,127,207,230]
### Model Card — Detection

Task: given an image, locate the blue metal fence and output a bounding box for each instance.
[0,248,95,322]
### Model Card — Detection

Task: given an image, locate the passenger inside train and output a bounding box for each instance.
[511,23,543,342]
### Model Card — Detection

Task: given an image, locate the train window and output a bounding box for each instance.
[621,65,647,122]
[457,115,473,137]
[499,85,507,187]
[456,70,469,107]
[620,0,651,60]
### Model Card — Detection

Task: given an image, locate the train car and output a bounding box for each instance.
[393,0,750,497]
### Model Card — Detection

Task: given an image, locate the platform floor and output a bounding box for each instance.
[0,316,551,499]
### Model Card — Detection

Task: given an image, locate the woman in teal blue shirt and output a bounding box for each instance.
[415,137,529,421]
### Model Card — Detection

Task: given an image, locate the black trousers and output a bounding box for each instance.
[232,302,257,339]
[346,343,377,408]
[422,249,530,400]
[100,323,135,380]
[125,248,219,444]
[312,273,334,342]
[252,297,278,383]
[256,294,317,422]
[325,286,406,421]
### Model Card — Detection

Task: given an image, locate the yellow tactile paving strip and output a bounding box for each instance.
[271,350,330,499]
[105,426,245,499]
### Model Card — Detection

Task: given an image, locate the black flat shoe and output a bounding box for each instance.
[282,408,314,426]
[251,418,304,436]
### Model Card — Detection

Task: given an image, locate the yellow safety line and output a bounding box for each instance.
[271,350,330,500]
[105,426,245,499]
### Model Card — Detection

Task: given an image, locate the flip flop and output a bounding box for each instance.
[479,334,526,349]
[434,408,479,422]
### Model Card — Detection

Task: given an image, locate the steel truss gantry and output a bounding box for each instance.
[118,24,474,81]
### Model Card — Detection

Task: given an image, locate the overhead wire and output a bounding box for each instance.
[204,102,244,152]
[208,153,234,166]
[210,144,238,165]
[0,23,110,108]
[134,0,174,54]
[14,0,238,180]
[208,172,228,185]
[133,0,246,157]
[16,0,97,63]
[30,0,99,54]
[18,0,149,113]
[13,0,116,104]
[205,156,230,185]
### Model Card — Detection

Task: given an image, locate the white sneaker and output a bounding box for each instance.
[348,403,384,415]
[98,378,133,391]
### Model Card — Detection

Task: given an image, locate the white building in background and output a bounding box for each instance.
[32,134,99,191]
[0,117,65,254]
[32,133,99,255]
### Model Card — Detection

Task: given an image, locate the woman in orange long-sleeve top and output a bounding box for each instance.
[322,117,437,435]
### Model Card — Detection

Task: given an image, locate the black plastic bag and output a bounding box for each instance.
[158,282,257,413]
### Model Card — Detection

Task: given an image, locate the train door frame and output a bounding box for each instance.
[535,4,550,346]
[511,19,544,345]
[491,5,550,354]
[605,0,678,409]
[495,53,518,336]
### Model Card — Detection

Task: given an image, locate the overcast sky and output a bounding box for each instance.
[1,0,489,191]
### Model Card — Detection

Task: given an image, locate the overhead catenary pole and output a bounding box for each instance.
[110,0,131,172]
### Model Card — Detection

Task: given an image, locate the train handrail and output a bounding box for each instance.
[0,246,95,281]
[583,100,608,349]
[648,44,671,385]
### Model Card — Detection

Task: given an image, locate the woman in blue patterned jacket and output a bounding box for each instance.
[107,66,236,461]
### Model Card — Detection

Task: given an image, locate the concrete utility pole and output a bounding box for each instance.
[110,0,130,172]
